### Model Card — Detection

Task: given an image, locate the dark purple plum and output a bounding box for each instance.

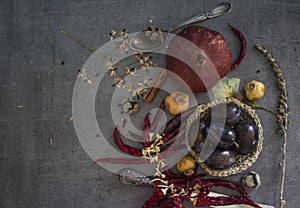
[206,149,236,169]
[234,120,259,155]
[191,120,207,153]
[210,103,241,127]
[225,103,241,126]
[205,123,236,149]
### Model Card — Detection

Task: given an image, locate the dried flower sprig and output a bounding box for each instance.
[255,43,290,208]
[60,30,156,100]
[78,68,92,84]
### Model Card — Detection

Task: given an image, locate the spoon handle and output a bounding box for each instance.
[119,168,154,187]
[168,1,232,32]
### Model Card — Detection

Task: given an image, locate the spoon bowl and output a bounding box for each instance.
[129,1,232,52]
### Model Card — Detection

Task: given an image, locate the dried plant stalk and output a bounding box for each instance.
[255,44,290,208]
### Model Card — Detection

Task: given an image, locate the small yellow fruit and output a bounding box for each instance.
[165,91,189,115]
[176,155,196,176]
[244,80,265,101]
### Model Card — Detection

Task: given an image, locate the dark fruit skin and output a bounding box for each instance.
[210,103,241,127]
[192,120,207,153]
[206,149,236,170]
[234,120,259,155]
[205,123,236,150]
[226,103,241,126]
[193,139,205,153]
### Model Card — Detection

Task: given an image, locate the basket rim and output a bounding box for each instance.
[185,97,264,177]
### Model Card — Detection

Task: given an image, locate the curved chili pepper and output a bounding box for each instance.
[114,127,143,156]
[143,113,152,147]
[128,130,146,144]
[162,106,197,135]
[97,144,184,164]
[205,179,252,200]
[95,157,148,164]
[196,196,261,208]
[162,127,180,143]
[149,100,165,132]
[228,23,247,70]
[158,144,185,161]
[173,197,184,208]
[142,179,165,208]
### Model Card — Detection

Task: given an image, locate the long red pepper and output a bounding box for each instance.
[96,143,185,164]
[114,127,143,156]
[196,196,261,208]
[128,130,146,144]
[149,100,165,132]
[143,113,152,147]
[162,106,197,135]
[228,23,247,70]
[205,179,252,200]
[142,179,165,208]
[162,126,180,143]
[95,157,148,164]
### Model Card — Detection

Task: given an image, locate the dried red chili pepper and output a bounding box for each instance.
[97,144,184,165]
[95,157,148,164]
[228,23,247,70]
[128,130,146,144]
[196,196,261,208]
[149,100,165,132]
[162,122,188,145]
[114,127,143,156]
[162,106,197,135]
[142,179,165,208]
[173,197,184,208]
[158,144,185,161]
[143,113,152,147]
[205,179,252,200]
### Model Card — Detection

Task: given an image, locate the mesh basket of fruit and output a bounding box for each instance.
[186,97,263,177]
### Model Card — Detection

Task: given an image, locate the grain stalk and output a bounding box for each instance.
[255,44,290,208]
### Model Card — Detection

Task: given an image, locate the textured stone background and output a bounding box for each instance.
[0,0,299,207]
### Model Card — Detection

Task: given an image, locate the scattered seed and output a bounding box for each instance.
[49,137,53,145]
[16,105,24,109]
[121,118,126,128]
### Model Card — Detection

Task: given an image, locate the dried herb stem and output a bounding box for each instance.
[255,44,290,208]
[60,30,124,78]
[242,100,277,116]
[61,30,100,55]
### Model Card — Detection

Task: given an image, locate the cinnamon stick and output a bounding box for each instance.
[143,68,167,103]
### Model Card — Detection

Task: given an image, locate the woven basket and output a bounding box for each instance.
[185,97,263,177]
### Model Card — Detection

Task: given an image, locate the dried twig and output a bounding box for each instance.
[255,44,290,208]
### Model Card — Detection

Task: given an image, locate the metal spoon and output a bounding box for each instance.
[129,1,232,52]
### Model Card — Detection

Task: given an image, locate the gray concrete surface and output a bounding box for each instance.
[0,0,299,207]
